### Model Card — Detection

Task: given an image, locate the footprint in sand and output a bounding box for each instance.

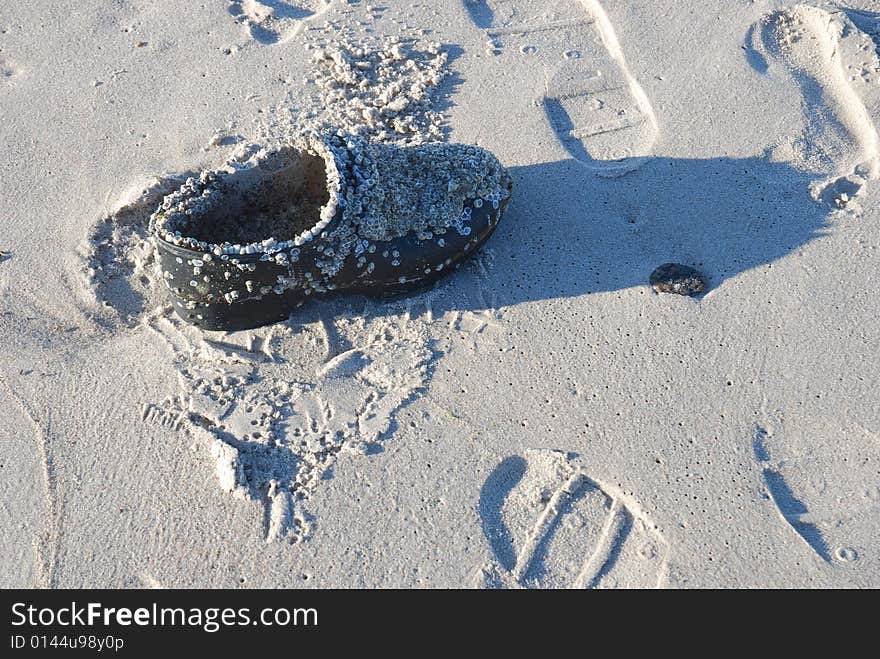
[227,0,333,46]
[756,5,880,208]
[143,299,436,543]
[476,449,668,588]
[753,417,880,572]
[465,0,658,176]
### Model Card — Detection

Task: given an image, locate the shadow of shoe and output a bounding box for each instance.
[416,153,832,315]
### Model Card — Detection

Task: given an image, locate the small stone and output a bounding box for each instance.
[650,263,705,296]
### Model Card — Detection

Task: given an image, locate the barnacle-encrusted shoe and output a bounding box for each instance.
[150,132,512,331]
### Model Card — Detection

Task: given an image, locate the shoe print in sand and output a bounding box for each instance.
[754,416,880,574]
[476,449,668,588]
[755,4,880,208]
[465,0,658,176]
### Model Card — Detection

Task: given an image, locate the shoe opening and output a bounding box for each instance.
[182,146,330,246]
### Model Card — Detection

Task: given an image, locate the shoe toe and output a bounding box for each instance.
[344,184,511,294]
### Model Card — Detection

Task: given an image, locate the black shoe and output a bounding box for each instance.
[150,132,512,331]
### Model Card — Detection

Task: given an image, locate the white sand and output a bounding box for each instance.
[2,0,880,588]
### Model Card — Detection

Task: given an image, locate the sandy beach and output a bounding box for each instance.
[2,0,879,588]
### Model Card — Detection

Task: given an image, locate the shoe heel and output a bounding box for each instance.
[154,238,307,331]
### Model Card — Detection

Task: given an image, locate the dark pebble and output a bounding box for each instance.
[650,263,705,296]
